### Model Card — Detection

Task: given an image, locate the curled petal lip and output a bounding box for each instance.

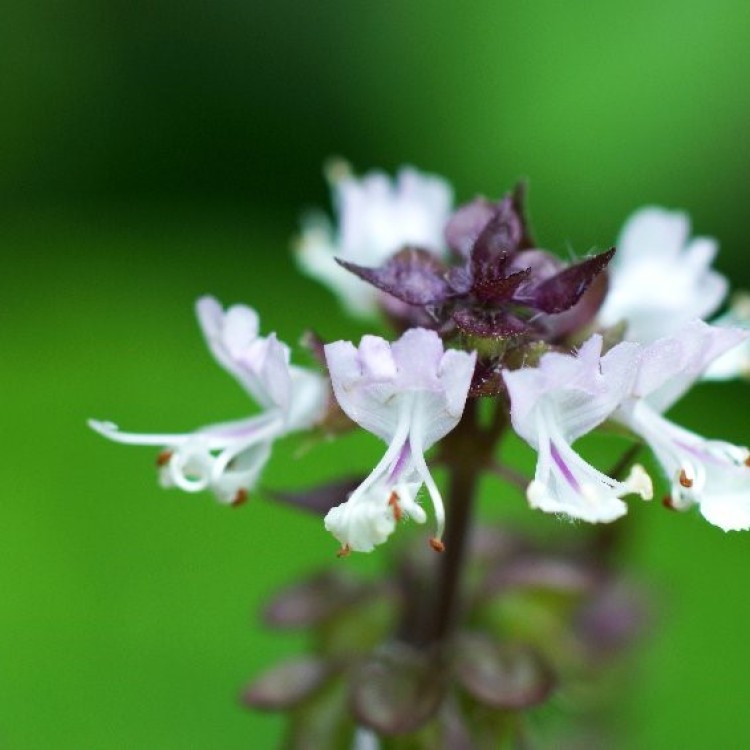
[89,299,327,505]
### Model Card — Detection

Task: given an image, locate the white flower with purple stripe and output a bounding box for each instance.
[297,163,453,317]
[503,336,652,523]
[323,328,476,553]
[614,320,750,530]
[89,297,327,505]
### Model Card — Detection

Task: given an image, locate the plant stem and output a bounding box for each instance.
[430,458,479,642]
[427,398,502,644]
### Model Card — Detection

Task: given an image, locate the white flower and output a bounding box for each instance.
[89,297,327,505]
[613,320,750,530]
[503,336,652,523]
[296,162,453,317]
[703,293,750,380]
[323,328,476,553]
[599,207,728,342]
[614,320,750,531]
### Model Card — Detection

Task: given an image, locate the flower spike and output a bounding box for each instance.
[323,329,476,552]
[90,297,327,505]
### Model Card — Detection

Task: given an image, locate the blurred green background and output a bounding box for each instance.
[2,0,750,746]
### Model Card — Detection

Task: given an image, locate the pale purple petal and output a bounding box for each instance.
[195,296,294,410]
[632,320,747,412]
[325,329,476,445]
[390,329,446,391]
[504,335,630,445]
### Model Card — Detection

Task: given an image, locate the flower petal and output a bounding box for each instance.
[599,207,728,341]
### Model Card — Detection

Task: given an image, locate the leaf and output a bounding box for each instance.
[469,198,522,273]
[510,181,536,250]
[263,570,365,629]
[524,248,615,314]
[471,267,531,304]
[575,580,647,656]
[269,475,363,515]
[537,270,610,340]
[351,643,446,735]
[336,248,452,305]
[483,556,597,598]
[453,633,555,710]
[242,656,332,710]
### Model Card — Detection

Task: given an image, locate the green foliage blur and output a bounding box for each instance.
[2,1,750,746]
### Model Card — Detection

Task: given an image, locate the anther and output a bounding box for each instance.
[336,544,351,558]
[745,456,750,468]
[231,489,248,507]
[388,491,403,522]
[678,469,693,488]
[156,450,173,468]
[429,537,446,553]
[662,495,676,510]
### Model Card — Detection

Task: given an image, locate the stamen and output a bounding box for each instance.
[231,489,248,507]
[429,537,445,553]
[678,469,693,488]
[156,450,173,468]
[662,495,676,510]
[745,456,750,468]
[336,544,351,558]
[388,491,403,522]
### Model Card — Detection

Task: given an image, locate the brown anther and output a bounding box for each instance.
[231,489,248,507]
[678,469,693,489]
[662,495,676,510]
[336,544,351,558]
[745,456,750,468]
[388,491,403,522]
[429,537,446,553]
[155,450,173,468]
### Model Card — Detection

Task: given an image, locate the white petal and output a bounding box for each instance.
[296,164,453,316]
[700,490,750,531]
[324,495,397,553]
[599,207,728,342]
[525,415,650,523]
[704,295,750,381]
[296,217,381,317]
[163,438,213,493]
[616,398,750,530]
[88,419,195,447]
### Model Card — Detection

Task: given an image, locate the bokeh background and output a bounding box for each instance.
[2,1,750,746]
